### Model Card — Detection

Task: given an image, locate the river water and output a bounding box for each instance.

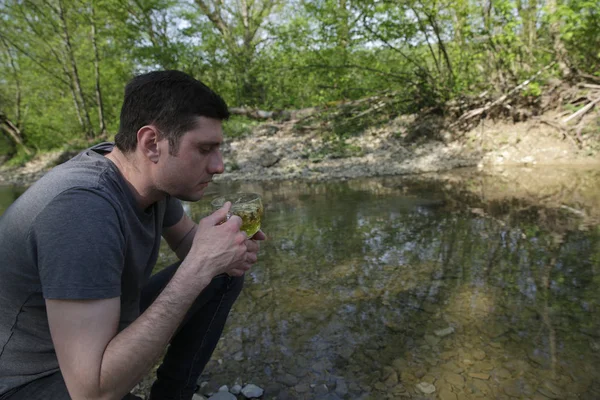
[1,167,599,400]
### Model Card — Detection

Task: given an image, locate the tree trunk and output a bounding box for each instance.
[423,6,455,85]
[547,0,570,77]
[91,2,106,136]
[58,0,93,137]
[193,0,278,105]
[411,5,441,76]
[337,0,350,51]
[0,111,32,155]
[0,37,22,129]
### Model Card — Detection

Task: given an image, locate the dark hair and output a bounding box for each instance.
[115,70,229,154]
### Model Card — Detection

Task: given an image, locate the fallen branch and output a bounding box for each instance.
[228,90,401,122]
[579,73,600,84]
[0,111,32,155]
[452,62,556,126]
[562,96,600,124]
[229,107,281,120]
[578,83,600,90]
[347,102,387,121]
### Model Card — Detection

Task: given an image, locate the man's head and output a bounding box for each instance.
[115,70,229,155]
[114,71,229,202]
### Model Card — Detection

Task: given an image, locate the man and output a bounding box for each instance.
[0,70,265,400]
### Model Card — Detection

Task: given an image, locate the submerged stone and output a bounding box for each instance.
[435,327,455,337]
[416,382,436,394]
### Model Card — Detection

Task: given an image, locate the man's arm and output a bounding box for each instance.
[47,204,251,400]
[47,270,202,400]
[163,213,197,260]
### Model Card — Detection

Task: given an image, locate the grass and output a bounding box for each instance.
[223,116,261,139]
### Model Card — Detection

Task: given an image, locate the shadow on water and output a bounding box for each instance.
[1,166,599,400]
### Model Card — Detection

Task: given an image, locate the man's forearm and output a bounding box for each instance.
[97,266,208,399]
[174,224,197,260]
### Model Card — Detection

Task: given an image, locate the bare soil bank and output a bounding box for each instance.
[1,111,598,187]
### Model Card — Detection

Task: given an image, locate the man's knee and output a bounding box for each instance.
[225,274,244,300]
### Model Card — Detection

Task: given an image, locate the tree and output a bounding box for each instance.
[190,0,282,106]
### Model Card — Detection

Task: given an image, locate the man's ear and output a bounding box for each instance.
[137,126,160,163]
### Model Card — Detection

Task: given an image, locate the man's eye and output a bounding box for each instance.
[199,147,212,154]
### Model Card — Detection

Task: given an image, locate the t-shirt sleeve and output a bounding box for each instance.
[29,189,126,300]
[163,195,184,228]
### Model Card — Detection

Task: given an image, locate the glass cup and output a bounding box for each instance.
[211,192,264,237]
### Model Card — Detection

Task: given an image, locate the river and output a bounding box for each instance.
[1,166,599,400]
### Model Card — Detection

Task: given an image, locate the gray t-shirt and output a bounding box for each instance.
[0,142,184,395]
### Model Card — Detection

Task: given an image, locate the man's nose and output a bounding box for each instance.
[209,151,225,174]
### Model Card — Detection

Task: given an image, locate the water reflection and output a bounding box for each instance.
[179,176,600,400]
[1,169,599,399]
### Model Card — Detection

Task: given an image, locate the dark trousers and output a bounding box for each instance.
[4,263,244,400]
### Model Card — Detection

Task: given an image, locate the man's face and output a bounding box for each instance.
[156,116,225,202]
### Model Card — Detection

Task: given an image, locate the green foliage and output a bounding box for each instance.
[223,116,260,139]
[522,82,543,98]
[0,0,598,156]
[4,147,35,167]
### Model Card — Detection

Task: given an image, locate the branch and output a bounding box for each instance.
[283,63,411,81]
[361,16,431,80]
[194,0,232,41]
[453,62,556,125]
[562,97,600,124]
[0,32,71,88]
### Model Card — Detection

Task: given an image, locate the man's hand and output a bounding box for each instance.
[180,202,249,282]
[228,230,267,276]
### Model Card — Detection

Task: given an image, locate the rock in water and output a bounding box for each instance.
[416,382,436,394]
[335,379,348,396]
[241,383,264,398]
[434,327,455,337]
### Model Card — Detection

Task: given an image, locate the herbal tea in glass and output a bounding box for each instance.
[211,193,263,237]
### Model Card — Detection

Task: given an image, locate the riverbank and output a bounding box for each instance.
[0,110,598,187]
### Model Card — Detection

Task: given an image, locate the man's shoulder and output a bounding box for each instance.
[34,142,122,199]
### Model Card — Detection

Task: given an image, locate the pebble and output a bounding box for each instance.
[192,394,207,400]
[444,372,465,388]
[207,392,236,400]
[295,383,311,393]
[472,350,486,360]
[416,382,436,394]
[383,370,398,387]
[435,327,455,337]
[277,373,298,387]
[230,384,242,395]
[241,384,264,398]
[335,379,348,396]
[218,385,229,392]
[494,368,512,379]
[314,384,329,395]
[439,388,457,400]
[425,335,441,346]
[441,361,464,374]
[475,361,494,371]
[471,379,491,395]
